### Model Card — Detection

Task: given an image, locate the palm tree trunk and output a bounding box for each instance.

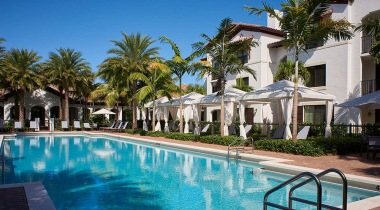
[19,90,25,127]
[132,81,138,129]
[220,79,226,137]
[291,54,299,142]
[64,87,69,122]
[179,79,183,133]
[152,104,156,132]
[59,90,63,120]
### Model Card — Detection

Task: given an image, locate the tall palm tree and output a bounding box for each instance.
[103,32,159,129]
[130,60,176,131]
[192,18,257,136]
[245,0,354,141]
[44,48,91,121]
[2,49,43,126]
[159,36,199,133]
[274,60,310,85]
[0,38,8,89]
[355,18,380,63]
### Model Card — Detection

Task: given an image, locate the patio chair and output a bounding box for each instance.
[92,123,98,130]
[100,121,116,130]
[61,121,69,131]
[14,121,22,130]
[228,124,236,135]
[115,122,128,132]
[367,136,380,159]
[83,123,92,131]
[200,124,210,133]
[74,121,82,130]
[296,126,310,140]
[0,119,4,132]
[29,120,37,131]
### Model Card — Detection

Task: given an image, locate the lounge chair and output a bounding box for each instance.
[14,121,22,130]
[29,120,37,131]
[110,121,125,132]
[260,125,285,139]
[92,123,98,130]
[115,122,128,132]
[74,121,81,130]
[101,121,116,130]
[367,136,380,159]
[228,124,236,135]
[83,123,92,130]
[61,121,69,131]
[296,126,310,140]
[200,124,210,133]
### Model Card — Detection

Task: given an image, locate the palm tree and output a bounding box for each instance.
[0,38,8,89]
[185,84,206,95]
[192,18,257,136]
[274,60,310,85]
[130,60,176,131]
[245,0,354,141]
[159,36,199,133]
[233,77,254,92]
[44,48,91,121]
[355,18,380,63]
[103,32,159,129]
[2,49,43,126]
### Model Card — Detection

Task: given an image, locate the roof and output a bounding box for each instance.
[192,87,247,105]
[231,22,286,38]
[267,40,283,48]
[238,80,335,102]
[159,92,205,106]
[336,90,380,109]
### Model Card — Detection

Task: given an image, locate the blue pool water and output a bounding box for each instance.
[4,135,378,209]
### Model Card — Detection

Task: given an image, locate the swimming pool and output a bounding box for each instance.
[4,135,379,209]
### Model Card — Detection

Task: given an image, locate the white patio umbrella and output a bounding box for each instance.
[92,108,116,115]
[336,90,380,109]
[91,108,116,123]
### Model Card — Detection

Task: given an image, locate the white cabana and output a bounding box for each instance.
[237,80,335,139]
[192,88,247,135]
[144,97,169,131]
[160,92,205,133]
[336,90,380,109]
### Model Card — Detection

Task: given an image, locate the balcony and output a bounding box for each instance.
[361,79,379,95]
[362,35,373,54]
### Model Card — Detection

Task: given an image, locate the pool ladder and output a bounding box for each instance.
[227,136,254,159]
[263,168,348,210]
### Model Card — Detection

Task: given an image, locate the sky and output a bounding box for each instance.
[0,0,282,85]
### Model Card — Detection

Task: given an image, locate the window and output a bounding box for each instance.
[237,50,248,64]
[306,64,326,87]
[236,77,249,86]
[304,105,326,124]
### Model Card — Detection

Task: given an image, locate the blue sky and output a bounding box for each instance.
[1,0,282,85]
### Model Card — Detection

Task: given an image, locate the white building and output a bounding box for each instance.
[203,0,380,125]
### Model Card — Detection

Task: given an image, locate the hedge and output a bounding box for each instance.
[122,129,361,156]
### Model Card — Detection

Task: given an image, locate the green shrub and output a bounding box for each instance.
[254,139,325,156]
[199,135,236,146]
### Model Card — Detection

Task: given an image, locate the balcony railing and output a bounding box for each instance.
[362,35,373,54]
[361,79,379,95]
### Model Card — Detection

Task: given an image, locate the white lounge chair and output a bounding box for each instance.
[201,124,210,133]
[29,121,37,131]
[83,123,92,130]
[74,121,81,130]
[15,121,22,130]
[61,121,69,130]
[297,126,310,140]
[92,123,98,130]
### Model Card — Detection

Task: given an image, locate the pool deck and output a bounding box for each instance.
[3,131,380,210]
